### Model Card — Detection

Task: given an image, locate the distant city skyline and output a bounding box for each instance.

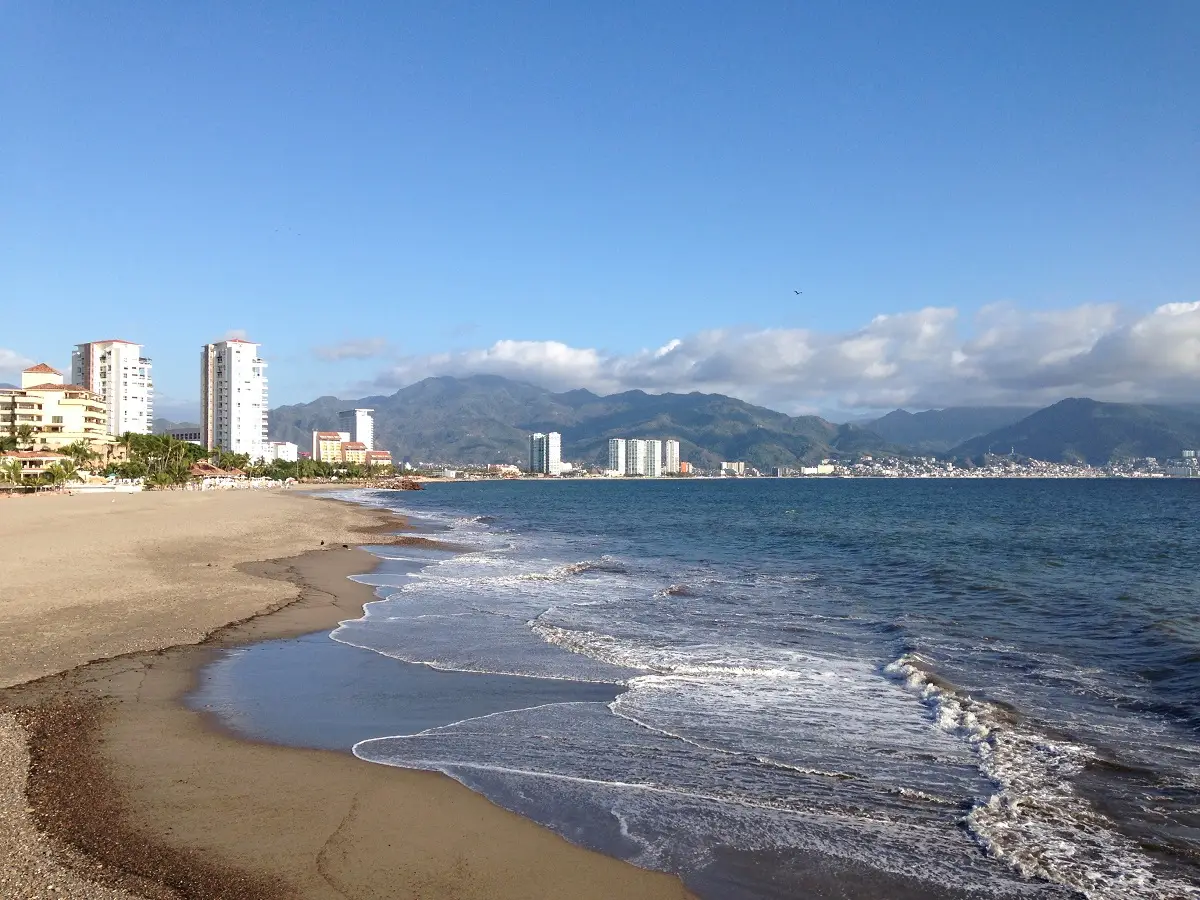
[2,5,1197,416]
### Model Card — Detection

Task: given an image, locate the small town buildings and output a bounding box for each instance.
[1,364,116,454]
[338,408,375,450]
[71,340,154,436]
[200,339,268,458]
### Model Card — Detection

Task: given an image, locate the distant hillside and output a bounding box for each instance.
[153,418,201,434]
[865,406,1038,452]
[0,382,16,390]
[950,399,1200,464]
[269,375,893,468]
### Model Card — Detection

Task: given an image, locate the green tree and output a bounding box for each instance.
[62,440,98,470]
[43,460,80,487]
[0,456,23,486]
[16,424,34,450]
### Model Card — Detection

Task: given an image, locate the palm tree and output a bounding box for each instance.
[16,425,34,450]
[62,440,98,470]
[0,456,23,486]
[42,460,80,488]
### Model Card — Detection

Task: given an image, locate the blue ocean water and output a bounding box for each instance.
[332,480,1199,899]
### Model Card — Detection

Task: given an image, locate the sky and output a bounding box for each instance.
[2,1,1197,420]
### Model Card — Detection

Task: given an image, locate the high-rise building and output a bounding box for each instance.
[201,339,269,458]
[529,432,563,474]
[338,408,375,450]
[624,439,647,476]
[663,439,680,474]
[607,438,627,474]
[71,340,153,436]
[645,439,662,478]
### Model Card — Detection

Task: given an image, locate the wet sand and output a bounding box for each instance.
[0,490,693,900]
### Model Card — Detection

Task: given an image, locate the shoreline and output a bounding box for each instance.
[0,490,693,900]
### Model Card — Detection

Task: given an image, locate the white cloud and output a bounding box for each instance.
[223,328,249,341]
[371,302,1200,412]
[313,337,391,361]
[0,348,35,382]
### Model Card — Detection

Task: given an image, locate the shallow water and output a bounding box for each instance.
[205,479,1200,898]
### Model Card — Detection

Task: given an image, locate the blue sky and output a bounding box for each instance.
[2,2,1197,418]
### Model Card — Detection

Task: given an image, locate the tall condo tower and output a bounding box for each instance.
[201,339,269,458]
[624,439,648,476]
[338,408,375,450]
[663,439,681,474]
[71,340,153,436]
[529,432,563,475]
[607,438,627,474]
[645,439,662,478]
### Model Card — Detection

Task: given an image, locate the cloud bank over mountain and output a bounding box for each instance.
[367,302,1200,412]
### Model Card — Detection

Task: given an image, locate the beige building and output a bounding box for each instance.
[0,449,72,480]
[341,441,368,465]
[312,431,346,464]
[1,364,117,456]
[365,449,393,468]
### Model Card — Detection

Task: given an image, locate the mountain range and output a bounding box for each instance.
[139,374,1199,469]
[268,375,890,468]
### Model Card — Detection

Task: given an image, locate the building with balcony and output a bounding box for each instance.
[338,408,375,450]
[201,339,268,458]
[71,340,153,436]
[1,364,116,455]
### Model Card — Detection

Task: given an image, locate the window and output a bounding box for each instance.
[52,416,63,424]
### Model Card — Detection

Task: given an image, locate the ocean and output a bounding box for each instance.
[195,479,1200,899]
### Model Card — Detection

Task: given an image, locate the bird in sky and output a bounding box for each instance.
[794,290,803,295]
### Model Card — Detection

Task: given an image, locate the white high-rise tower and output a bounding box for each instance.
[607,438,627,474]
[529,432,563,475]
[71,340,154,436]
[201,339,269,458]
[663,439,680,474]
[624,439,647,476]
[338,408,375,450]
[645,439,662,478]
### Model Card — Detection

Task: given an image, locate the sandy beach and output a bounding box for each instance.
[0,490,693,900]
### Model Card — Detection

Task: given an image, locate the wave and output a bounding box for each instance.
[885,653,1200,900]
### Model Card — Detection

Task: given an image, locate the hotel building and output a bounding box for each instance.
[338,408,375,450]
[624,439,648,476]
[312,431,349,463]
[1,364,113,452]
[200,339,269,458]
[71,340,153,436]
[607,438,627,474]
[645,439,662,478]
[529,432,563,475]
[663,439,680,474]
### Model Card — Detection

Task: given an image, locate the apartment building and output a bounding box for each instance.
[607,437,627,474]
[1,364,113,452]
[71,340,153,436]
[312,431,348,463]
[624,438,648,476]
[200,339,269,458]
[529,432,563,475]
[338,408,375,450]
[663,439,681,474]
[645,439,662,478]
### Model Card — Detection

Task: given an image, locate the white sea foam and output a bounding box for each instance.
[886,653,1200,900]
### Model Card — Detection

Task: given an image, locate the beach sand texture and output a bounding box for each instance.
[0,490,694,900]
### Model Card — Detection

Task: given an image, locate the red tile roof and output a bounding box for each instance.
[1,450,67,459]
[22,363,61,374]
[342,442,367,450]
[21,382,94,392]
[315,431,341,438]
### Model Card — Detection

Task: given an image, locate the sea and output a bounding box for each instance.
[193,479,1200,899]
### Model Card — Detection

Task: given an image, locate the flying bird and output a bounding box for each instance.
[794,290,803,295]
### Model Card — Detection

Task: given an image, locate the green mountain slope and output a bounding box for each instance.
[865,406,1038,452]
[950,399,1200,464]
[268,375,892,468]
